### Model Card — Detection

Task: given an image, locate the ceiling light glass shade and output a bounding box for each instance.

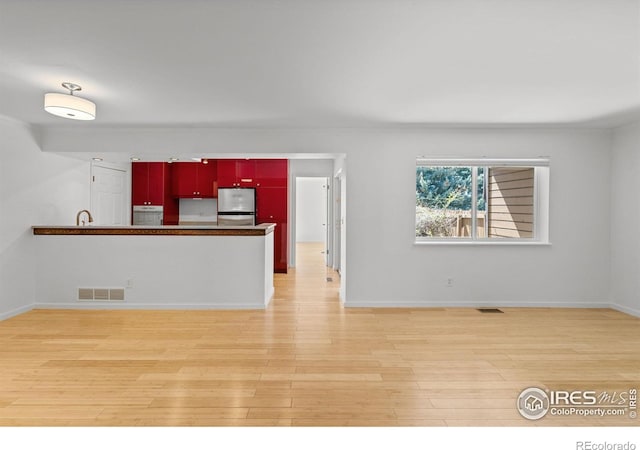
[44,92,96,120]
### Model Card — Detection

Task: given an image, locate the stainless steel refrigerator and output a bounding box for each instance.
[217,187,256,226]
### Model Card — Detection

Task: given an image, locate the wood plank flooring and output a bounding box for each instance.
[0,242,638,426]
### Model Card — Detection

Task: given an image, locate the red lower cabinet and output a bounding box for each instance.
[273,222,288,273]
[256,184,288,273]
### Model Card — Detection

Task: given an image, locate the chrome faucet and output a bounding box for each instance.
[76,209,94,226]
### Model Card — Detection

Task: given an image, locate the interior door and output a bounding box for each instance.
[91,165,127,225]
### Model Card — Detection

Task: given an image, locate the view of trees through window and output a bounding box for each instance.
[416,165,535,239]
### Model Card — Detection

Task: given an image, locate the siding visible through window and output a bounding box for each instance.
[415,159,549,243]
[487,167,534,238]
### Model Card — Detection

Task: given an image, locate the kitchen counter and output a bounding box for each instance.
[32,223,276,236]
[32,223,275,310]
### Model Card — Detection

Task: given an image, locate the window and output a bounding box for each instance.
[415,158,549,243]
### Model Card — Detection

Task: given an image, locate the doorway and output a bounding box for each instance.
[294,176,335,275]
[295,177,329,257]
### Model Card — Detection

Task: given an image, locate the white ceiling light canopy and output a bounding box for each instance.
[44,82,96,120]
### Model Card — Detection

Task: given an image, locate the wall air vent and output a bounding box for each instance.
[78,288,125,301]
[94,288,109,300]
[78,288,93,300]
[477,308,504,314]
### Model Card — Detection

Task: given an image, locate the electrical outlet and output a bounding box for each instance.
[447,278,454,287]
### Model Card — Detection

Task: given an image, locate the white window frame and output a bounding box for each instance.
[415,158,550,246]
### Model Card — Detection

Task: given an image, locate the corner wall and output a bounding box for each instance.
[611,120,640,317]
[0,118,90,319]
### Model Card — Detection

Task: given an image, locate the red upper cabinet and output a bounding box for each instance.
[218,159,287,188]
[256,159,288,187]
[236,159,256,186]
[172,163,198,197]
[198,160,217,197]
[217,159,238,187]
[172,161,218,198]
[146,163,166,205]
[131,162,149,205]
[132,162,168,206]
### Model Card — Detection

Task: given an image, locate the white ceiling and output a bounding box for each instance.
[1,0,639,128]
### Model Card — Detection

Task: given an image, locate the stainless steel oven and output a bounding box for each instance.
[132,205,163,225]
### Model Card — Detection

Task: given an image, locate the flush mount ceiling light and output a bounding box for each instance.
[44,82,96,120]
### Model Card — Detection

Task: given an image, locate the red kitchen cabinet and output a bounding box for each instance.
[217,159,238,187]
[217,159,261,187]
[199,161,217,197]
[131,162,178,225]
[132,162,167,206]
[256,186,288,273]
[132,162,150,206]
[256,159,288,187]
[256,187,287,221]
[172,161,217,198]
[236,159,256,186]
[273,221,288,273]
[147,163,166,205]
[172,162,198,197]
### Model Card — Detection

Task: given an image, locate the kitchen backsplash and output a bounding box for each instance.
[178,198,217,224]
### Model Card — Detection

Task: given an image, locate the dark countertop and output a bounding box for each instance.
[32,223,276,236]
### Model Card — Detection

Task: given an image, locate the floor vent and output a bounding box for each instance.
[78,288,125,301]
[477,308,504,313]
[326,277,333,282]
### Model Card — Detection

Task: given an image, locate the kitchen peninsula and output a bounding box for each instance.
[32,224,275,310]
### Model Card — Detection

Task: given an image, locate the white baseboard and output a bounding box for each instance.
[35,302,267,310]
[343,300,612,309]
[0,303,34,321]
[611,303,640,318]
[22,300,638,316]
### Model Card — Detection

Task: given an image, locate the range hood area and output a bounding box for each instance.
[178,198,218,226]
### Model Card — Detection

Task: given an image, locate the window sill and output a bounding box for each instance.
[414,239,551,246]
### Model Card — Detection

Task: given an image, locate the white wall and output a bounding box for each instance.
[41,125,613,309]
[344,129,611,307]
[611,121,640,317]
[296,177,327,243]
[0,118,90,319]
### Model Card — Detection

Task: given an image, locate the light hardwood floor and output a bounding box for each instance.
[0,242,638,426]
